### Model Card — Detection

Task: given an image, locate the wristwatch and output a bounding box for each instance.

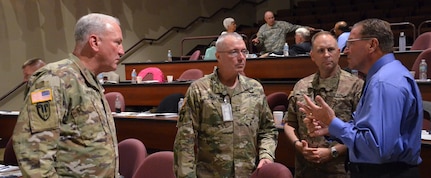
[330,146,339,158]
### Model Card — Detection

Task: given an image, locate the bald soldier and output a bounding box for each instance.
[13,13,124,177]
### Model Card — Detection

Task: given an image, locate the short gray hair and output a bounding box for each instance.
[215,32,243,51]
[74,13,120,44]
[295,27,310,41]
[223,17,235,30]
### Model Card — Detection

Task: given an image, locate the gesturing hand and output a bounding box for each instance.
[297,94,336,126]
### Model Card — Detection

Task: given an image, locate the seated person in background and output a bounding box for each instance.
[333,21,350,52]
[252,11,313,55]
[101,71,120,83]
[204,42,217,60]
[288,27,311,56]
[221,17,236,35]
[22,57,46,82]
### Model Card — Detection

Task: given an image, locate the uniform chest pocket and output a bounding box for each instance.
[70,100,109,145]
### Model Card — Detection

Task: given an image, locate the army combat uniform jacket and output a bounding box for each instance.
[256,20,304,53]
[285,67,363,178]
[13,54,119,177]
[174,69,278,178]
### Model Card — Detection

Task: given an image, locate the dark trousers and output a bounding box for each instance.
[349,162,420,178]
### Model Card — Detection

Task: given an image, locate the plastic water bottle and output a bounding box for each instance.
[167,49,173,62]
[399,32,406,52]
[283,43,289,56]
[420,59,427,80]
[131,68,137,84]
[97,73,104,84]
[351,69,359,77]
[178,98,184,114]
[115,95,122,113]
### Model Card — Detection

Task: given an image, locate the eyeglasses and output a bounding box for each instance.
[218,49,249,57]
[345,38,373,48]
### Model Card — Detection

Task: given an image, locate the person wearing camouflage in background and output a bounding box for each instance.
[251,11,311,55]
[13,13,124,177]
[283,31,363,178]
[174,32,278,178]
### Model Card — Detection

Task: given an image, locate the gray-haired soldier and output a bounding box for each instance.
[13,13,124,177]
[174,32,278,177]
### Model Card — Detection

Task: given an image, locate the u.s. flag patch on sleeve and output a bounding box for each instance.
[31,89,52,104]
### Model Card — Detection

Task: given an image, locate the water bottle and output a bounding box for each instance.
[283,43,289,56]
[178,98,184,114]
[420,59,427,80]
[351,69,359,77]
[97,73,104,84]
[167,49,173,62]
[399,32,406,52]
[131,68,137,84]
[115,95,122,113]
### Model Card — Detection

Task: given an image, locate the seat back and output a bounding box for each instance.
[189,50,201,60]
[411,32,431,50]
[3,138,18,166]
[137,67,165,83]
[424,110,431,131]
[119,138,148,178]
[156,93,185,113]
[411,48,431,79]
[266,92,289,112]
[104,92,125,112]
[178,69,204,81]
[132,151,175,178]
[251,162,293,178]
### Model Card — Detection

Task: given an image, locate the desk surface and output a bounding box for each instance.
[123,51,421,81]
[104,80,431,108]
[1,113,431,177]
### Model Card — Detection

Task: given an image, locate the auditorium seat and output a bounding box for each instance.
[105,92,125,112]
[411,32,431,50]
[411,48,431,79]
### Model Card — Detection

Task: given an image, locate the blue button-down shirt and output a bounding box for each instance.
[329,53,423,165]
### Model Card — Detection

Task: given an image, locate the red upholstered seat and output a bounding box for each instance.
[251,162,293,178]
[411,48,431,79]
[132,151,175,178]
[411,32,431,50]
[267,92,289,112]
[178,69,204,81]
[119,138,147,178]
[189,50,201,60]
[3,138,18,166]
[104,92,125,112]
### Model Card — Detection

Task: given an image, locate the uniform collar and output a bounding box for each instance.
[69,54,104,92]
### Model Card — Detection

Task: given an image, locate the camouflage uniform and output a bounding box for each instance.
[284,67,363,178]
[13,54,119,177]
[256,21,304,53]
[174,68,278,178]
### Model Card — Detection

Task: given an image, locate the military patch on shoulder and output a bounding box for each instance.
[31,89,52,104]
[36,101,51,121]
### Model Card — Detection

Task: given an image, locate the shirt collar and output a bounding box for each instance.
[366,53,395,82]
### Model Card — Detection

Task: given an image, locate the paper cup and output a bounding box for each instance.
[167,75,173,82]
[273,111,283,126]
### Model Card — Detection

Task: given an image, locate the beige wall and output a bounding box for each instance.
[0,0,289,110]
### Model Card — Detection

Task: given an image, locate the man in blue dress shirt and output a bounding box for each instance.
[299,18,422,178]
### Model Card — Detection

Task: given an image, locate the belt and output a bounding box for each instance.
[348,162,417,173]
